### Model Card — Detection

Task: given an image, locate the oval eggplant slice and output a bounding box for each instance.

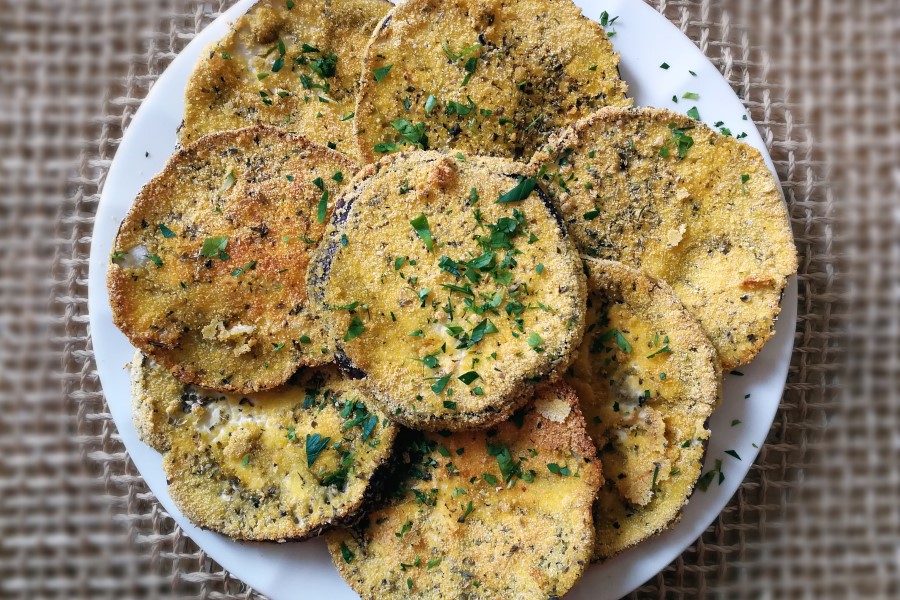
[131,352,398,542]
[565,258,720,559]
[308,151,586,430]
[108,126,356,393]
[327,382,601,599]
[532,107,797,369]
[180,0,391,160]
[353,0,630,163]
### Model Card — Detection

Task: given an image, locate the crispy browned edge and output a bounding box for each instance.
[107,125,359,393]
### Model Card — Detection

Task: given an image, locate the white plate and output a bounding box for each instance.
[87,0,797,597]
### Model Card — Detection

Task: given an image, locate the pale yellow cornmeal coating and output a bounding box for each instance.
[181,0,390,160]
[131,352,398,542]
[109,126,356,393]
[308,151,587,430]
[565,258,721,559]
[327,382,601,599]
[354,0,630,164]
[532,107,798,369]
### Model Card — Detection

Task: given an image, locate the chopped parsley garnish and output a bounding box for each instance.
[343,316,366,342]
[725,449,742,460]
[443,400,457,410]
[305,433,331,468]
[230,261,256,277]
[340,112,355,121]
[423,94,438,115]
[390,118,428,149]
[583,208,601,220]
[496,177,537,203]
[547,463,570,476]
[339,542,354,563]
[458,371,480,385]
[272,342,286,352]
[536,263,544,274]
[158,224,175,238]
[482,473,498,486]
[668,124,695,158]
[310,52,338,79]
[527,332,544,352]
[682,91,700,100]
[241,453,250,467]
[687,106,702,121]
[462,56,477,86]
[660,62,670,69]
[409,214,434,251]
[286,0,294,9]
[147,254,163,268]
[199,236,229,259]
[220,51,232,60]
[374,142,399,153]
[646,345,672,359]
[445,97,476,116]
[332,171,344,182]
[458,500,474,523]
[372,64,392,82]
[431,375,451,395]
[731,419,742,427]
[316,189,328,223]
[487,442,520,483]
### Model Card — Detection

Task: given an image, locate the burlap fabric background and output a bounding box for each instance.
[1,0,892,597]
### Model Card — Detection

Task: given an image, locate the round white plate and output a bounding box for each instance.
[88,0,797,597]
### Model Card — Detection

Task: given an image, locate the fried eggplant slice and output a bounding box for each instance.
[181,0,390,159]
[308,152,586,430]
[131,352,398,541]
[532,107,798,368]
[564,258,720,559]
[353,0,630,163]
[327,382,601,599]
[109,126,356,393]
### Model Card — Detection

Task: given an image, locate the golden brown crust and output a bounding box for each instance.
[353,0,630,163]
[327,381,602,599]
[307,151,587,430]
[132,354,398,542]
[532,106,798,369]
[108,126,357,393]
[180,0,391,160]
[565,258,721,559]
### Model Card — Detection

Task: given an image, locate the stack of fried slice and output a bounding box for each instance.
[107,0,797,597]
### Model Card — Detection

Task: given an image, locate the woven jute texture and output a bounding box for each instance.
[1,0,893,597]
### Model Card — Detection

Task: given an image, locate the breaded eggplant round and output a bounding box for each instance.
[131,352,398,542]
[109,126,356,393]
[565,258,720,559]
[327,382,601,599]
[532,107,798,368]
[181,0,390,159]
[353,0,630,163]
[308,152,587,430]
